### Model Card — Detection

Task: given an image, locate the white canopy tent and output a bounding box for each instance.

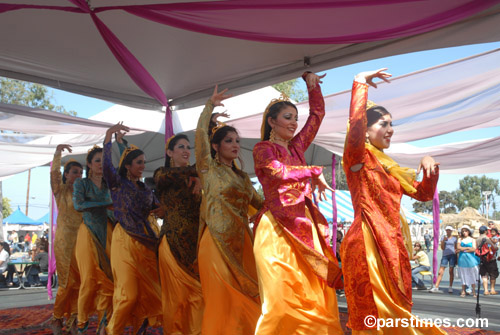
[0,49,499,179]
[0,1,499,111]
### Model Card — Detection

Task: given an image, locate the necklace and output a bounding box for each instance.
[220,160,233,168]
[270,135,290,144]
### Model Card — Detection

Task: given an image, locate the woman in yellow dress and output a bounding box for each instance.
[340,68,445,334]
[102,123,163,334]
[253,72,343,335]
[50,144,83,335]
[195,86,263,334]
[155,133,204,335]
[73,145,115,334]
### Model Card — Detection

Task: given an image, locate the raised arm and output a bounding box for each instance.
[50,144,70,197]
[195,85,232,174]
[253,141,322,182]
[343,69,391,170]
[103,123,130,189]
[293,72,326,152]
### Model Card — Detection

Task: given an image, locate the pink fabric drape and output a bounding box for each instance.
[331,154,338,253]
[432,188,440,285]
[1,0,498,138]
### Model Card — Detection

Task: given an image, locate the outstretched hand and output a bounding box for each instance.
[305,73,326,88]
[56,144,72,154]
[105,122,130,144]
[312,173,334,201]
[211,111,230,124]
[355,68,392,88]
[417,156,440,178]
[210,85,232,107]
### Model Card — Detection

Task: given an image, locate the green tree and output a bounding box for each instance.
[412,200,433,214]
[2,197,12,218]
[0,77,76,116]
[272,79,307,102]
[439,190,459,214]
[455,175,499,214]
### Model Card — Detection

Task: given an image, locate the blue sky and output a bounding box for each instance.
[3,41,500,220]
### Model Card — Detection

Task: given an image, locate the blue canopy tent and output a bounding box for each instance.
[3,206,44,233]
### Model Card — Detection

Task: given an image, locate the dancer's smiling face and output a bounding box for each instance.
[367,114,393,150]
[268,105,298,141]
[167,138,191,167]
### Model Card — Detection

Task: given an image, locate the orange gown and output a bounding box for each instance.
[50,152,82,325]
[195,99,263,335]
[340,81,445,334]
[252,77,343,334]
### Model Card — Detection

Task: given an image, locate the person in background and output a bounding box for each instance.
[476,225,498,295]
[411,242,430,290]
[32,232,38,246]
[24,232,32,252]
[25,244,48,287]
[457,225,479,297]
[487,221,495,237]
[424,229,432,253]
[0,241,16,287]
[7,231,21,253]
[430,226,457,293]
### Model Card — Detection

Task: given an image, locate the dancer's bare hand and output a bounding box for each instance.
[56,144,72,154]
[188,176,202,195]
[210,85,232,107]
[211,111,230,123]
[312,173,334,201]
[305,72,326,88]
[355,68,392,88]
[417,156,440,178]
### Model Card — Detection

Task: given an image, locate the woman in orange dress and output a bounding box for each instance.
[155,134,204,335]
[340,68,445,334]
[49,144,83,335]
[195,86,263,335]
[253,72,343,335]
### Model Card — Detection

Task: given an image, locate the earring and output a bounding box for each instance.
[215,151,220,164]
[88,169,93,178]
[270,128,276,142]
[126,169,132,181]
[170,157,175,167]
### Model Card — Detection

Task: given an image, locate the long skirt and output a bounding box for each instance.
[253,210,343,335]
[75,222,114,329]
[198,228,260,335]
[106,224,162,334]
[158,236,204,335]
[53,244,80,321]
[344,222,446,335]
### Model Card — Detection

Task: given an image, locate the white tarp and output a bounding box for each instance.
[0,49,499,179]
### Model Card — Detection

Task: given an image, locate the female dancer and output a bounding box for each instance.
[195,86,263,334]
[50,144,83,335]
[155,133,204,335]
[340,68,444,334]
[73,145,115,334]
[102,124,162,334]
[253,72,343,334]
[457,225,479,297]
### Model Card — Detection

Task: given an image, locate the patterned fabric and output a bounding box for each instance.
[73,174,114,276]
[102,142,158,251]
[50,151,82,288]
[155,165,201,278]
[340,81,440,331]
[253,77,340,286]
[195,99,263,299]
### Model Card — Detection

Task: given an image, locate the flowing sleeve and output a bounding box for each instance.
[50,151,62,197]
[406,167,439,202]
[343,81,369,169]
[292,73,325,153]
[253,141,322,182]
[195,99,215,175]
[102,141,121,189]
[73,178,113,211]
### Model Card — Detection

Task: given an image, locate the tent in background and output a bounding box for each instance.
[3,206,44,235]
